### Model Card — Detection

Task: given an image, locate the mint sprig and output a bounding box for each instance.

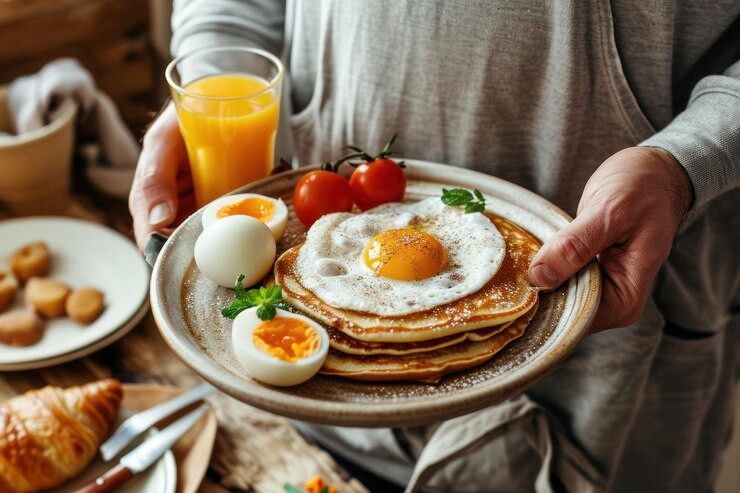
[222,274,285,320]
[441,188,486,213]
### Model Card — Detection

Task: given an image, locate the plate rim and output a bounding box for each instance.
[151,160,601,427]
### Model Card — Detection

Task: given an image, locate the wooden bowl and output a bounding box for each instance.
[150,160,601,427]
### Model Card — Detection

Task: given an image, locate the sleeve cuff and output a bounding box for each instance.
[639,75,740,209]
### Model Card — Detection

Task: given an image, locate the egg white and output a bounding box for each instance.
[201,193,288,241]
[231,307,329,386]
[194,215,276,288]
[294,197,506,316]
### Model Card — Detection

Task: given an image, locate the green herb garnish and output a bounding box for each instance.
[283,484,302,493]
[222,274,285,320]
[441,188,486,213]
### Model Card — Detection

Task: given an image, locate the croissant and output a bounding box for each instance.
[0,379,122,493]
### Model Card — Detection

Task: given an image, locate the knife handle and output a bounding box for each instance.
[73,463,133,493]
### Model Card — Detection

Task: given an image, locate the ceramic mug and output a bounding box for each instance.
[0,85,76,216]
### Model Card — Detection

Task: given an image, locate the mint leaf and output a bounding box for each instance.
[283,484,302,493]
[256,303,277,321]
[221,299,252,319]
[264,284,282,303]
[234,274,247,299]
[222,278,285,321]
[441,187,486,214]
[441,188,473,206]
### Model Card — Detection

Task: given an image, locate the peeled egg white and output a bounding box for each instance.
[201,193,288,241]
[194,215,276,288]
[231,307,329,386]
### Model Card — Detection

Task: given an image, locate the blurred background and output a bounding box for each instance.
[0,0,172,132]
[0,1,737,491]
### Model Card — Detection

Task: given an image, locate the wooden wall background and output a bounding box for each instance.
[0,0,160,135]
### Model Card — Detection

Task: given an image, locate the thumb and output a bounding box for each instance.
[528,212,615,289]
[129,106,183,250]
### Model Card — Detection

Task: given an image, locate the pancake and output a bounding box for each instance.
[327,320,514,356]
[320,302,538,383]
[275,214,541,343]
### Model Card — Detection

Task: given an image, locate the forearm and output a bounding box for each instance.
[640,60,740,209]
[171,0,286,57]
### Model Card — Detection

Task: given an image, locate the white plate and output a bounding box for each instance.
[0,217,149,365]
[0,298,150,371]
[57,424,176,493]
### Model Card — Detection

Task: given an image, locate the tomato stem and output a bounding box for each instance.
[324,134,400,173]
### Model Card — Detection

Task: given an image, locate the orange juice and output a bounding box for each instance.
[175,73,280,206]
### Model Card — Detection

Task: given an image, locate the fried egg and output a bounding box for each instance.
[293,198,505,316]
[202,193,288,241]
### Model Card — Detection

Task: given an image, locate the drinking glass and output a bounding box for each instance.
[166,46,284,206]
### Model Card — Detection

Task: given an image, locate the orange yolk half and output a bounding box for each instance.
[363,228,448,281]
[252,316,319,362]
[217,197,275,223]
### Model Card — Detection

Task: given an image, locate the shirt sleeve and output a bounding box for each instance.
[640,60,740,209]
[170,0,287,58]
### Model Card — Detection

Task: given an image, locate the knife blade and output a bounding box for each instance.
[100,382,215,461]
[75,406,208,493]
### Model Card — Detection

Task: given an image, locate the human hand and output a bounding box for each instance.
[129,103,195,252]
[527,147,693,332]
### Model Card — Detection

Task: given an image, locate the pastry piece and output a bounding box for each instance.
[0,310,44,346]
[0,269,18,312]
[24,278,71,318]
[0,379,123,493]
[65,288,105,324]
[9,242,51,284]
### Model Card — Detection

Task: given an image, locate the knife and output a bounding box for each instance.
[74,406,208,493]
[100,382,215,461]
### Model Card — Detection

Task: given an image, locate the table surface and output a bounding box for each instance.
[0,195,369,493]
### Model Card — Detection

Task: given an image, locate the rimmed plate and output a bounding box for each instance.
[151,160,601,427]
[0,217,149,368]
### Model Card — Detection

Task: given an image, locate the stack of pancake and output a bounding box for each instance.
[275,210,542,383]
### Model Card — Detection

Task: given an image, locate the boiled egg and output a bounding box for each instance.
[231,307,329,386]
[194,215,276,288]
[202,193,288,241]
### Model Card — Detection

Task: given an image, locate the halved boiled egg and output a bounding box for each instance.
[232,307,329,386]
[202,193,288,241]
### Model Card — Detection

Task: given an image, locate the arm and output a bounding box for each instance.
[529,57,740,331]
[640,60,740,209]
[526,59,740,332]
[171,0,286,57]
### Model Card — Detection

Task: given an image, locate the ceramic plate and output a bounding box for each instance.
[0,299,149,371]
[0,217,149,366]
[151,160,601,427]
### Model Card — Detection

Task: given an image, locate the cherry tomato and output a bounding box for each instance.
[349,158,406,210]
[293,170,353,227]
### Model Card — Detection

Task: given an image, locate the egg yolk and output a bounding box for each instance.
[252,317,319,362]
[363,228,448,281]
[217,197,275,223]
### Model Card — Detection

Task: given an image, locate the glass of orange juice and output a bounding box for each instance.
[166,46,284,207]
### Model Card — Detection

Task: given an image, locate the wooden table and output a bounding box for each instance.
[0,196,369,493]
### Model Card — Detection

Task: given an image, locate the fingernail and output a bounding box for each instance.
[530,264,559,288]
[148,202,171,226]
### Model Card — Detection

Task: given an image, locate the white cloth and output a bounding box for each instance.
[6,58,139,198]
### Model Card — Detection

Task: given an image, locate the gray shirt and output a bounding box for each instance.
[170,2,740,491]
